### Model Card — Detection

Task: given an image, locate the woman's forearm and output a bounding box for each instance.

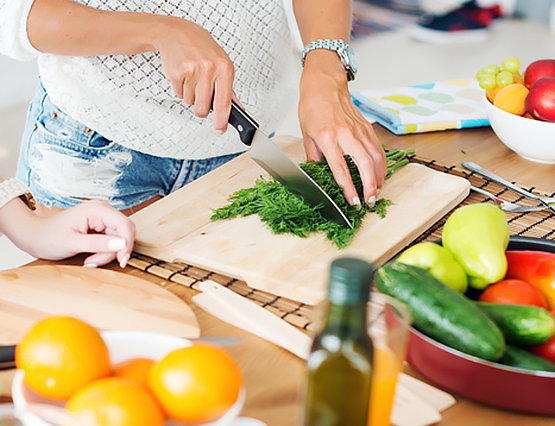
[292,0,351,44]
[292,0,352,77]
[0,195,40,255]
[27,0,171,56]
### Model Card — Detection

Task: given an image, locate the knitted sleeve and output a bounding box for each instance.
[0,0,40,60]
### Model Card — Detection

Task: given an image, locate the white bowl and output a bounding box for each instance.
[483,92,555,163]
[12,330,245,426]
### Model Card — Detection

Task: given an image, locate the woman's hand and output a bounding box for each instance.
[1,199,136,268]
[153,17,235,134]
[299,50,386,207]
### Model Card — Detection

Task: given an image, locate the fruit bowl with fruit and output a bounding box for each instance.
[477,58,555,163]
[12,323,246,426]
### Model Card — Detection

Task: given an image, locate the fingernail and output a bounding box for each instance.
[120,254,130,269]
[367,196,376,207]
[352,197,361,207]
[216,129,225,135]
[376,188,381,196]
[83,263,98,268]
[108,238,126,251]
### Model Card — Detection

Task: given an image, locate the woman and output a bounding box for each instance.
[1,0,386,214]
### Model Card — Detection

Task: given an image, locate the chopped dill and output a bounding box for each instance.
[211,149,414,248]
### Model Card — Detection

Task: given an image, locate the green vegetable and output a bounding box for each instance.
[498,345,555,372]
[476,302,555,347]
[442,203,510,289]
[396,242,468,293]
[374,262,505,361]
[211,150,413,248]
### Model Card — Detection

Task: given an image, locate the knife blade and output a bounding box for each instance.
[227,100,352,229]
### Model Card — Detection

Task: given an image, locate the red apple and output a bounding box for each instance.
[524,59,555,89]
[525,77,555,122]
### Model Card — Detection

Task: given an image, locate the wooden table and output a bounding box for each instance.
[3,18,555,426]
[128,126,555,426]
[3,121,554,425]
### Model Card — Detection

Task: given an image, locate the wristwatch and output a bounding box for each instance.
[301,39,358,82]
[0,178,36,212]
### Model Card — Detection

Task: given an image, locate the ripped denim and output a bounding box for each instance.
[16,80,241,210]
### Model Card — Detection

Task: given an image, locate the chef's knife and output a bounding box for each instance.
[227,100,352,229]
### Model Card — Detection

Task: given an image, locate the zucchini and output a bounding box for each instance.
[498,345,555,372]
[476,302,555,347]
[375,262,505,361]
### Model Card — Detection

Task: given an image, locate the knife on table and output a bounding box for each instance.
[0,345,15,370]
[0,337,242,370]
[227,100,352,229]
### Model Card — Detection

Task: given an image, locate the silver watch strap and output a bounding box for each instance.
[301,39,349,67]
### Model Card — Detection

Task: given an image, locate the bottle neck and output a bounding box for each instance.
[324,301,367,338]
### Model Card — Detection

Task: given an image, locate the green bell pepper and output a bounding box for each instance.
[397,242,468,293]
[442,203,509,290]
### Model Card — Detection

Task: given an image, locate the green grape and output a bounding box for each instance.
[483,64,501,75]
[478,74,497,90]
[496,70,514,88]
[502,57,520,74]
[475,69,488,80]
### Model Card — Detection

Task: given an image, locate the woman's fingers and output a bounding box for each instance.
[156,19,235,134]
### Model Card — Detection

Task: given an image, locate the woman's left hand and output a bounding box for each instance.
[298,50,386,207]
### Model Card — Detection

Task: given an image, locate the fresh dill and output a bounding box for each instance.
[211,149,414,248]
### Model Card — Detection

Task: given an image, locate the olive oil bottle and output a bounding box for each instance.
[302,258,374,426]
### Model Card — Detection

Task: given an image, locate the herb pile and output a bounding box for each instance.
[211,149,414,248]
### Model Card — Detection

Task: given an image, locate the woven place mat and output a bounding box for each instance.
[128,155,555,333]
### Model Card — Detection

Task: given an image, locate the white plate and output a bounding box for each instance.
[12,330,245,426]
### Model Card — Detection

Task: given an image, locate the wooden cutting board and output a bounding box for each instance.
[0,265,200,345]
[132,136,470,305]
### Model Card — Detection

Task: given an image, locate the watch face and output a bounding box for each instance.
[346,45,358,73]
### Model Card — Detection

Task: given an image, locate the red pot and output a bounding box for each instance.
[406,236,555,416]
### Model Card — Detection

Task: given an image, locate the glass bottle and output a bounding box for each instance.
[302,257,374,426]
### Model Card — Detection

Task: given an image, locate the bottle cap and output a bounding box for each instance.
[328,258,373,305]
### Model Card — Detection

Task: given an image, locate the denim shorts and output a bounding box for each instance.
[16,81,242,210]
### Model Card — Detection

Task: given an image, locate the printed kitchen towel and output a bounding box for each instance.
[351,78,489,135]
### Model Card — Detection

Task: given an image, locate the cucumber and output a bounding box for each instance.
[498,345,555,372]
[375,262,505,361]
[476,302,555,347]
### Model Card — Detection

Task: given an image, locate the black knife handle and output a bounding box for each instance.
[0,345,16,370]
[228,100,259,146]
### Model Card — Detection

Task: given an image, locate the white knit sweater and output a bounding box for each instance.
[0,0,297,159]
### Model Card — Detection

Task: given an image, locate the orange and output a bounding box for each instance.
[486,85,502,103]
[112,357,154,389]
[513,73,525,86]
[493,83,529,115]
[65,377,166,426]
[15,316,111,400]
[148,343,242,423]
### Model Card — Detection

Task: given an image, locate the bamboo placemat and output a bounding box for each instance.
[128,156,555,332]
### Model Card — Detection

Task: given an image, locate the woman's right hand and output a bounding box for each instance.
[153,17,235,134]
